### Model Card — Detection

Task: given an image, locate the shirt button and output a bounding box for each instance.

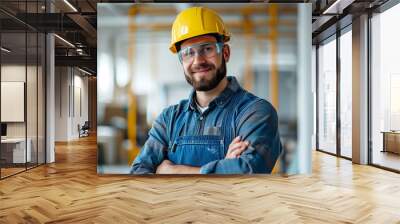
[199,116,203,121]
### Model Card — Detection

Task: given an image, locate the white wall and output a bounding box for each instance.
[1,64,46,163]
[1,66,26,133]
[55,67,89,141]
[1,65,34,138]
[72,73,89,138]
[55,67,69,141]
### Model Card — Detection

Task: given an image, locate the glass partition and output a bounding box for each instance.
[38,32,45,165]
[0,1,46,179]
[1,30,28,178]
[27,30,38,169]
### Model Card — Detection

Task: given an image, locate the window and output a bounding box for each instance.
[371,3,400,171]
[317,36,337,154]
[339,28,352,158]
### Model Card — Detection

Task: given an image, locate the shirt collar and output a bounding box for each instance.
[186,76,241,112]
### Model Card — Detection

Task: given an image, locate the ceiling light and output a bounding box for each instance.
[76,48,84,55]
[78,67,92,76]
[63,0,78,12]
[1,47,11,53]
[54,34,75,48]
[322,0,354,15]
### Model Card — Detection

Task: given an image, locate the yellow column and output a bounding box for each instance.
[268,4,279,110]
[127,6,140,165]
[268,4,281,175]
[242,8,254,92]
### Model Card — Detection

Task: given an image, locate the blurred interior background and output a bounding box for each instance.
[97,3,309,174]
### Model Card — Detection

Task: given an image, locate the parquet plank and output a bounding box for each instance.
[0,135,399,223]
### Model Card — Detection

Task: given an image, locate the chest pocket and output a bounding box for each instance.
[168,135,224,167]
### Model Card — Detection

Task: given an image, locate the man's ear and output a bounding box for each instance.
[223,44,230,62]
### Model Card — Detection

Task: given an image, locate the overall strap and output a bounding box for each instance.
[166,105,190,155]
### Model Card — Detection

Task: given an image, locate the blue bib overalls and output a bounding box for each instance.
[166,95,240,166]
[131,76,282,174]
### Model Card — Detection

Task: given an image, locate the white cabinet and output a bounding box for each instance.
[1,138,32,163]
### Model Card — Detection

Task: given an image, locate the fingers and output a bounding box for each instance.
[229,140,249,151]
[228,141,248,153]
[229,136,242,147]
[226,138,250,159]
[231,141,249,158]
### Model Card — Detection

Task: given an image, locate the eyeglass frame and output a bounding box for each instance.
[177,42,225,64]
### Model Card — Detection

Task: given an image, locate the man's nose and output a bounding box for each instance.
[192,51,207,64]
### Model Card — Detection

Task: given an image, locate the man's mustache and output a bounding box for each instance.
[191,63,214,73]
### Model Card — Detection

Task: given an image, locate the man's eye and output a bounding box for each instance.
[181,49,191,57]
[189,49,197,56]
[204,46,214,52]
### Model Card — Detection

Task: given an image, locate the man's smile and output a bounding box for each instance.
[193,67,212,76]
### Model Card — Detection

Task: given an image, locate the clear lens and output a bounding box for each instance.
[178,42,223,63]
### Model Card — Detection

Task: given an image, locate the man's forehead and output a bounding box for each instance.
[181,35,217,48]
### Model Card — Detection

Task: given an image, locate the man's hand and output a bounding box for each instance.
[156,160,200,174]
[225,136,249,159]
[156,160,175,174]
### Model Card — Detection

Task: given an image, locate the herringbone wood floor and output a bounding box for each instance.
[1,135,400,224]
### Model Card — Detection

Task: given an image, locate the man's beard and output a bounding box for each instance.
[184,59,227,91]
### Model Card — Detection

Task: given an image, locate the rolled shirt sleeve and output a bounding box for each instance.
[200,99,282,174]
[130,108,170,174]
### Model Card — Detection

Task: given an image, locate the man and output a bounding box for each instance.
[131,6,282,174]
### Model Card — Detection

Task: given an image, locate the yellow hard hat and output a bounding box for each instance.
[169,7,230,53]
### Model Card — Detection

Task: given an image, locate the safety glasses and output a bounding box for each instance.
[178,42,224,64]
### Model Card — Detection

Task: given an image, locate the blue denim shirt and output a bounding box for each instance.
[131,76,282,174]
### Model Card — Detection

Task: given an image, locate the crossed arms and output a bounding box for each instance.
[131,99,281,174]
[155,136,250,174]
